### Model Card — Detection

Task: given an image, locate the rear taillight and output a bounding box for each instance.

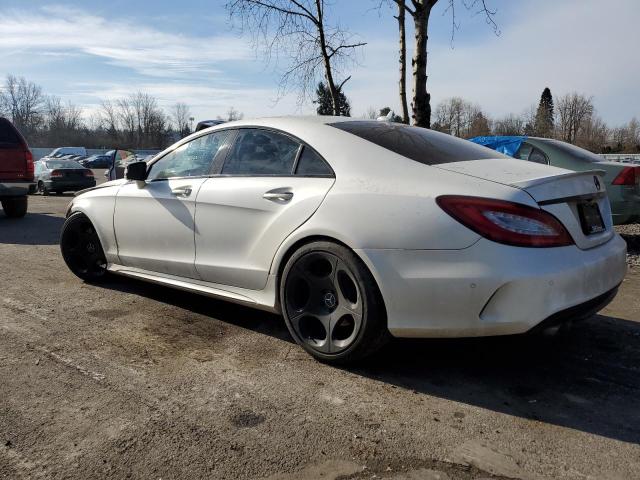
[436,195,574,248]
[611,166,639,186]
[84,170,94,177]
[50,170,64,178]
[25,149,34,180]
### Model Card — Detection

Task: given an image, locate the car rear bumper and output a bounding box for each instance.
[610,198,640,224]
[0,180,35,197]
[356,234,627,338]
[44,179,96,191]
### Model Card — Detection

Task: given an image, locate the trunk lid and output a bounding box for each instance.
[435,159,614,249]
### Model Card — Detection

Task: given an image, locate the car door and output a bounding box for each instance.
[113,130,232,278]
[194,128,335,290]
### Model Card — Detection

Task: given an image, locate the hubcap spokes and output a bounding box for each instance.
[285,252,363,354]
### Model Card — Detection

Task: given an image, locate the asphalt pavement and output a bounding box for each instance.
[1,193,639,479]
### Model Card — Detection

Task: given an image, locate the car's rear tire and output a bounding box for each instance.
[280,241,389,364]
[37,181,49,196]
[60,212,108,282]
[1,196,28,218]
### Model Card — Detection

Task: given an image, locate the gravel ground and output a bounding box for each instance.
[1,195,639,480]
[616,224,640,268]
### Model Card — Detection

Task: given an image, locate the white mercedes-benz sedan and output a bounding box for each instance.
[61,117,627,363]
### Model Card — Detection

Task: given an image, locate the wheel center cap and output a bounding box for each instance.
[86,243,96,253]
[323,291,337,309]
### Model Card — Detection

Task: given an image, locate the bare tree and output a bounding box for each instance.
[100,100,120,140]
[432,96,484,137]
[0,74,45,135]
[577,114,608,152]
[391,1,498,128]
[171,102,192,137]
[556,92,594,144]
[396,2,409,123]
[217,106,244,122]
[492,113,524,136]
[364,106,378,119]
[226,0,365,115]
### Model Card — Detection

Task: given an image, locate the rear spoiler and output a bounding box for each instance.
[509,169,606,189]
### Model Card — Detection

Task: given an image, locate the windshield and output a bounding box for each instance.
[330,121,504,165]
[45,160,84,169]
[537,139,603,163]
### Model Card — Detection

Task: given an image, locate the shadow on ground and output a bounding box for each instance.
[0,212,64,245]
[96,275,640,445]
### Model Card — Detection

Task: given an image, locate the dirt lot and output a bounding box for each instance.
[1,193,639,480]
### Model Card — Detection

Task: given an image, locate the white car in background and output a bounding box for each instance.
[60,117,627,363]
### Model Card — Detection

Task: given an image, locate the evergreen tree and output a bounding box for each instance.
[534,87,554,137]
[315,82,350,117]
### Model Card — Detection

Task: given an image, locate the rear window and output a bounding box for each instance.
[45,160,83,169]
[330,121,503,165]
[0,119,22,147]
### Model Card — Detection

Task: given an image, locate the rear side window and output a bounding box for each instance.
[222,129,300,175]
[528,147,549,165]
[330,121,503,165]
[295,146,332,176]
[0,119,22,147]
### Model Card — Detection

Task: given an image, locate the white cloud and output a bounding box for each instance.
[72,81,312,122]
[0,5,251,77]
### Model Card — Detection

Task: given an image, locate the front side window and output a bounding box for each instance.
[147,131,230,181]
[222,129,300,175]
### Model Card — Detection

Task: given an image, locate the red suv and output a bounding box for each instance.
[0,118,35,218]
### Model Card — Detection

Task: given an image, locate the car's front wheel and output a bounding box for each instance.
[280,241,389,364]
[60,213,108,282]
[1,196,28,218]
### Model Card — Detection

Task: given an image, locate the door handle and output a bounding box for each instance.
[171,186,192,197]
[263,190,293,202]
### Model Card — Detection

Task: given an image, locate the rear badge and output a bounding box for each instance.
[594,176,601,191]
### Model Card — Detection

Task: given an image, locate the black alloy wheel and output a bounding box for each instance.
[60,213,108,281]
[281,241,388,364]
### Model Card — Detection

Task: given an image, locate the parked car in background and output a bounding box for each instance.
[60,117,626,364]
[34,158,95,195]
[80,155,112,168]
[105,149,139,181]
[47,146,87,158]
[195,120,225,132]
[470,136,640,225]
[0,117,34,217]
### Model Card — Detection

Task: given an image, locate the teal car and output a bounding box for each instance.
[470,136,640,225]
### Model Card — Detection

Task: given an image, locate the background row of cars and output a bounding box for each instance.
[470,135,640,224]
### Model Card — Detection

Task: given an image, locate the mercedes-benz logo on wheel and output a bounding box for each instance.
[323,292,337,309]
[594,176,601,191]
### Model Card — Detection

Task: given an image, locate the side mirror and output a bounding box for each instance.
[126,161,147,181]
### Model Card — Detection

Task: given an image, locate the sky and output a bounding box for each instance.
[0,0,638,125]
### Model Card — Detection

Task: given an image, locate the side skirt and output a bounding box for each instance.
[107,264,279,313]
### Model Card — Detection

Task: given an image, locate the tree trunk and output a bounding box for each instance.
[411,1,434,128]
[397,3,409,124]
[315,0,340,115]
